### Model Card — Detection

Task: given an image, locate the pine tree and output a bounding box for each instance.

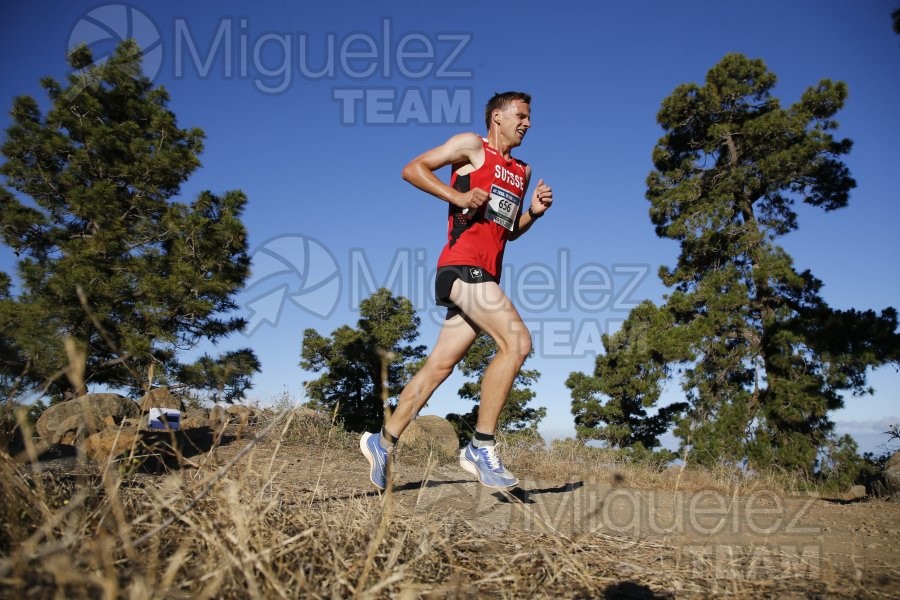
[0,272,25,399]
[571,54,899,479]
[300,288,426,431]
[567,300,688,454]
[0,41,257,400]
[175,349,261,404]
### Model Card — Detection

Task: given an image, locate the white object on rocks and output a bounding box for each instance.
[147,408,181,431]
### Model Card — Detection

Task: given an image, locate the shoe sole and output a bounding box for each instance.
[360,434,386,491]
[459,449,518,489]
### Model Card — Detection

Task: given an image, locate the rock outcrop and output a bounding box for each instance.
[35,393,140,441]
[884,451,900,501]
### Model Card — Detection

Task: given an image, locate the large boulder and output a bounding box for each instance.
[85,427,143,464]
[210,404,228,427]
[397,415,460,463]
[226,404,259,428]
[52,412,106,445]
[139,387,184,412]
[86,426,219,469]
[181,408,210,430]
[884,451,900,500]
[35,393,140,441]
[226,404,253,420]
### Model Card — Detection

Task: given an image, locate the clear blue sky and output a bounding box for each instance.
[2,1,898,454]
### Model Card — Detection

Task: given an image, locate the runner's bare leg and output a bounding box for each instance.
[448,279,531,434]
[385,314,478,437]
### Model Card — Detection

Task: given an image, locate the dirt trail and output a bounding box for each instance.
[209,435,900,597]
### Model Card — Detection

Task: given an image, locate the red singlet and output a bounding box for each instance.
[436,138,527,280]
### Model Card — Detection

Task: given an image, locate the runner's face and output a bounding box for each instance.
[494,100,531,146]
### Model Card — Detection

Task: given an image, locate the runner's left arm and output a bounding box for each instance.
[510,165,552,240]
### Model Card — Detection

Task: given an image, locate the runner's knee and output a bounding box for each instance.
[497,327,531,365]
[424,356,456,381]
[517,329,532,363]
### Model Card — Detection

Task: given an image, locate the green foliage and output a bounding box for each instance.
[814,434,869,492]
[300,288,426,432]
[446,333,546,444]
[859,424,898,484]
[176,349,261,404]
[567,300,688,450]
[887,423,900,443]
[570,53,900,482]
[619,441,679,469]
[445,411,476,444]
[0,398,46,429]
[0,41,257,400]
[0,272,25,399]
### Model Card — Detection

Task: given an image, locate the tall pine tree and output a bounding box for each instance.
[0,41,257,400]
[570,54,899,479]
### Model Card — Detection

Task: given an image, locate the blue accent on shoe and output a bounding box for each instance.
[459,442,519,489]
[360,432,388,490]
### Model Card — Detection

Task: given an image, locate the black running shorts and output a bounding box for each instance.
[434,265,497,319]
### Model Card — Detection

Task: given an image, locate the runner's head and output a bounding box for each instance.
[485,91,531,131]
[485,91,532,146]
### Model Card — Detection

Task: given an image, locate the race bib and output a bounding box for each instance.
[485,184,521,231]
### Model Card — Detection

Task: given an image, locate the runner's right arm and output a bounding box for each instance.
[402,132,489,212]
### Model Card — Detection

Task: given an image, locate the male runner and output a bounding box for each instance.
[361,91,553,490]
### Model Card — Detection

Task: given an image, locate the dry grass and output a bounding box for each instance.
[0,409,876,599]
[500,434,790,498]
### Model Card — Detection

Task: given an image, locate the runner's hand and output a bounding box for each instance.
[456,188,489,217]
[530,179,552,215]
